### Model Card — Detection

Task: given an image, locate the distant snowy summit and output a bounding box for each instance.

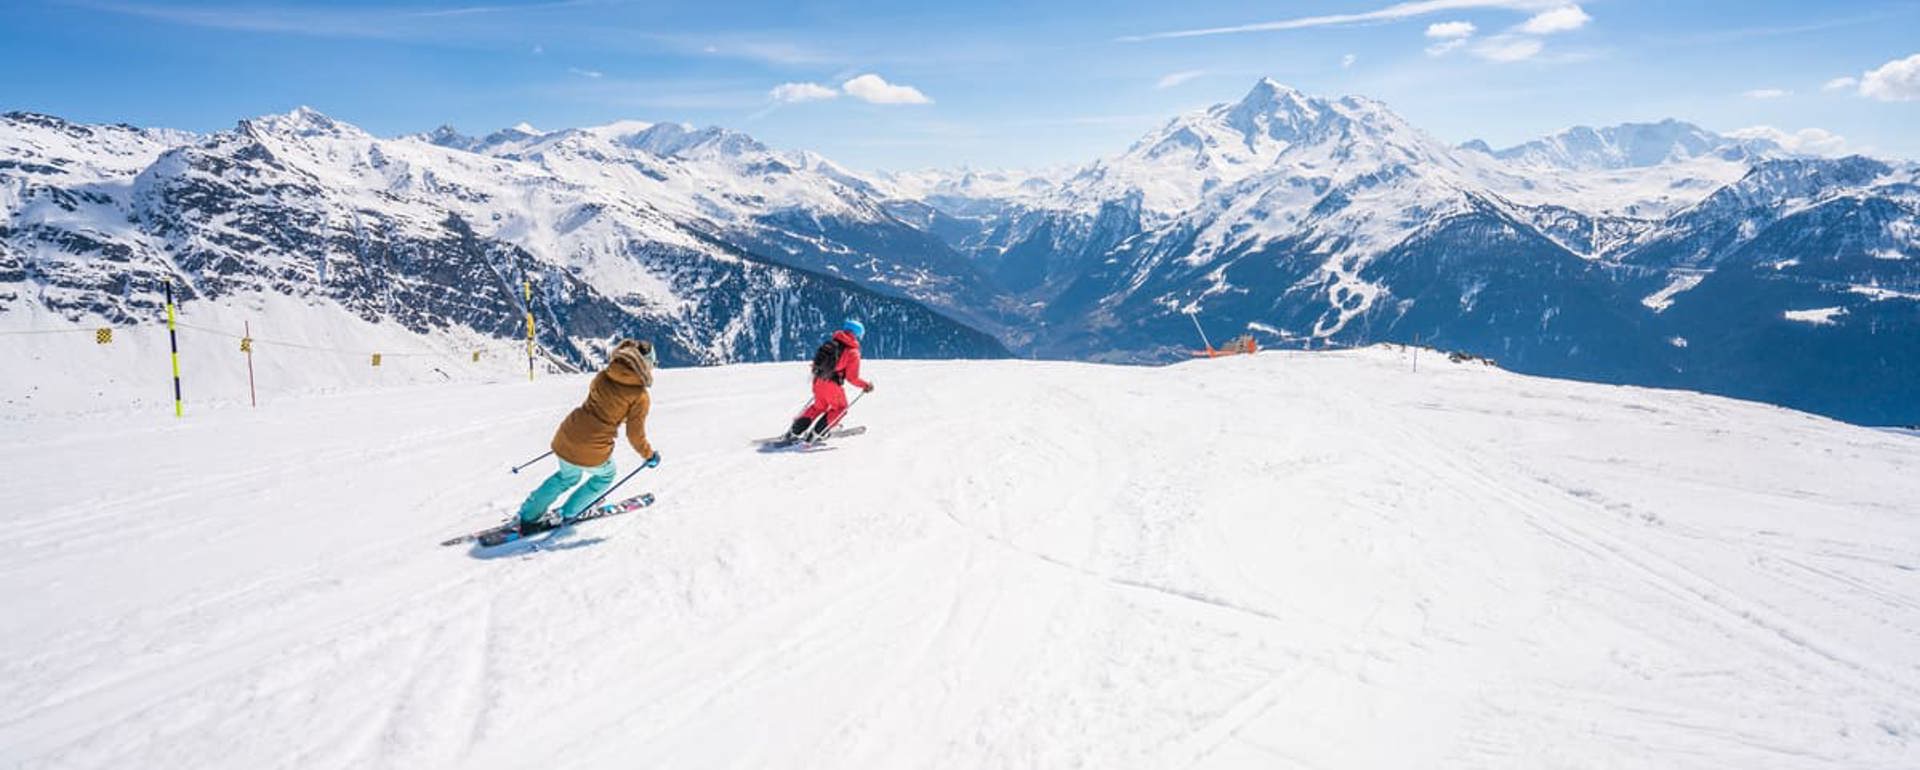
[870,79,1920,424]
[4,78,1917,424]
[1467,118,1780,171]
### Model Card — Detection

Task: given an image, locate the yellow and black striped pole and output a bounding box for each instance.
[165,278,183,417]
[524,279,535,382]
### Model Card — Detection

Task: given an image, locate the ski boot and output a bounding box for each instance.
[782,416,814,444]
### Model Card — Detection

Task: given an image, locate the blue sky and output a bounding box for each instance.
[2,0,1916,170]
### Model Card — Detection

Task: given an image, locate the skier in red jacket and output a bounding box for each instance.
[784,319,874,442]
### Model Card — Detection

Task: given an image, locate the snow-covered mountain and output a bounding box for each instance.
[885,80,1920,425]
[1453,120,1776,219]
[0,108,1009,376]
[1473,119,1778,171]
[6,81,1917,424]
[416,117,1013,333]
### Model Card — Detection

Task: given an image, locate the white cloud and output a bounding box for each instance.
[1824,75,1859,91]
[1860,52,1920,101]
[1155,70,1207,89]
[1426,20,1476,38]
[1729,125,1849,156]
[769,82,839,103]
[1342,53,1358,68]
[568,67,603,79]
[1518,5,1591,35]
[1744,88,1791,99]
[1426,38,1469,56]
[1472,36,1545,61]
[1119,0,1561,41]
[841,73,933,105]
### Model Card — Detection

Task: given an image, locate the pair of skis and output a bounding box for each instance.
[447,424,869,548]
[440,493,656,549]
[753,424,867,450]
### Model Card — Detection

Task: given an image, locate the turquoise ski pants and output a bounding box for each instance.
[518,458,616,523]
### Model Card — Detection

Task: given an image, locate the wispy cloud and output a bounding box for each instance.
[769,82,840,103]
[1342,53,1358,69]
[1473,36,1545,62]
[73,0,601,40]
[1823,76,1859,91]
[1743,88,1791,99]
[1155,70,1208,89]
[1424,20,1475,55]
[1118,0,1560,42]
[841,74,933,105]
[1728,125,1848,156]
[686,37,838,66]
[1517,5,1590,35]
[1418,4,1585,62]
[568,67,604,79]
[1646,11,1899,46]
[73,0,848,72]
[763,74,935,108]
[409,1,601,19]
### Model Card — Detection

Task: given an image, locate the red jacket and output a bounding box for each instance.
[828,329,871,389]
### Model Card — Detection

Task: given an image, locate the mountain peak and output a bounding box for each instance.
[416,124,476,150]
[1218,79,1337,149]
[579,119,656,144]
[1490,119,1781,170]
[244,106,362,139]
[1231,79,1313,116]
[618,122,767,158]
[1243,77,1293,99]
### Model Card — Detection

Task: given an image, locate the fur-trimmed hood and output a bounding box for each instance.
[607,339,654,388]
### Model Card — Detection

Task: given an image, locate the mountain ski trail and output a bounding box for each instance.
[2,350,1916,769]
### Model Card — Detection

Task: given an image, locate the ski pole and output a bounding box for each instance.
[812,390,867,441]
[574,463,648,515]
[510,450,554,474]
[830,390,866,429]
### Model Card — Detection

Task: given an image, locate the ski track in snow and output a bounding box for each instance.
[2,350,1917,769]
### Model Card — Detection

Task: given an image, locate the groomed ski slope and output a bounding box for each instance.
[3,348,1918,769]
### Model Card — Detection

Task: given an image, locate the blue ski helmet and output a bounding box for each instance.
[842,318,865,339]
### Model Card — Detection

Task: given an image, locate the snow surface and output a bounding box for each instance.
[1784,307,1848,325]
[4,348,1918,768]
[0,292,547,417]
[1642,272,1707,312]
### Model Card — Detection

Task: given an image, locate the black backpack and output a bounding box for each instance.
[810,337,845,382]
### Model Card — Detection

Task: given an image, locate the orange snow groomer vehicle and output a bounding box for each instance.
[1192,333,1258,358]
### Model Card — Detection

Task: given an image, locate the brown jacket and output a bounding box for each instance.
[551,340,655,466]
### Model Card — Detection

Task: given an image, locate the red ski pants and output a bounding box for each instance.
[799,377,849,426]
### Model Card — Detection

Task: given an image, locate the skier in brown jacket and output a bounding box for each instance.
[516,338,661,531]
